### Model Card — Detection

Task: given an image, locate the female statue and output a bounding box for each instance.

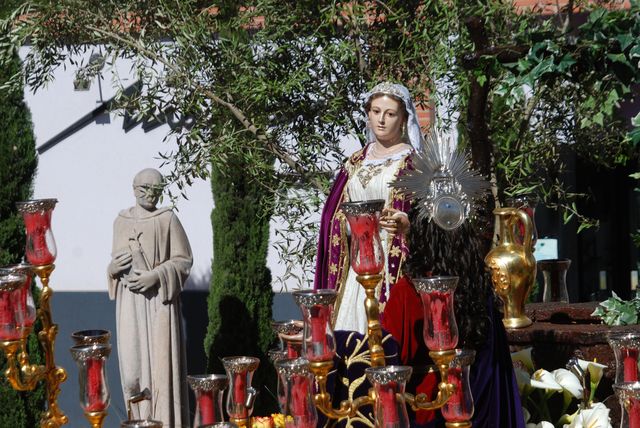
[313,81,421,332]
[313,82,525,427]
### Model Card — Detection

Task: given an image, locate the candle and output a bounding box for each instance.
[286,342,299,359]
[349,214,383,275]
[234,372,247,417]
[308,306,331,361]
[198,390,216,424]
[624,348,639,382]
[23,211,55,265]
[291,375,310,417]
[0,291,17,340]
[423,290,456,351]
[86,358,106,412]
[378,383,399,425]
[441,367,466,422]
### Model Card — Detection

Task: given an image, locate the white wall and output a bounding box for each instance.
[18,48,353,292]
[21,63,214,291]
[19,48,366,292]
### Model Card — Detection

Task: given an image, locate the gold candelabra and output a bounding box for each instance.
[0,263,68,427]
[286,199,474,427]
[0,199,67,427]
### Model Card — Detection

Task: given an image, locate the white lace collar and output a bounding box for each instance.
[362,147,412,166]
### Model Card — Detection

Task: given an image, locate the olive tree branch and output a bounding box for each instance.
[84,22,327,192]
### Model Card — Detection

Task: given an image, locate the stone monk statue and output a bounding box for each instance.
[107,168,192,427]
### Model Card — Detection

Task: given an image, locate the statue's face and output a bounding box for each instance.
[133,171,163,210]
[367,95,405,144]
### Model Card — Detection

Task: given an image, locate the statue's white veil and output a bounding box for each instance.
[362,82,424,151]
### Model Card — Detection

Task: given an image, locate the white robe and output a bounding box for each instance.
[334,150,410,333]
[108,207,192,427]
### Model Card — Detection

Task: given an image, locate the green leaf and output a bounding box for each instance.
[607,53,629,64]
[616,34,634,51]
[593,112,604,126]
[557,54,576,73]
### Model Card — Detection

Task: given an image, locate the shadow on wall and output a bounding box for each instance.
[207,295,279,416]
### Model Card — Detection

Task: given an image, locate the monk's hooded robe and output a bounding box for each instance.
[108,206,192,427]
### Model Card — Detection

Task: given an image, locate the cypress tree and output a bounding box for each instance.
[205,152,277,414]
[0,1,45,426]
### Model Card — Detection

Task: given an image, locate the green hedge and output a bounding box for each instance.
[204,153,277,415]
[0,2,45,426]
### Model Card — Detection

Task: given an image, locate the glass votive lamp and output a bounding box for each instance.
[365,365,413,428]
[70,343,111,413]
[72,329,112,346]
[271,319,303,358]
[187,374,228,426]
[120,420,163,428]
[614,382,640,428]
[16,199,58,266]
[609,332,640,383]
[275,358,317,428]
[200,422,239,428]
[292,290,337,362]
[413,276,459,351]
[0,267,35,341]
[505,194,538,249]
[441,349,476,424]
[222,356,259,422]
[340,200,385,275]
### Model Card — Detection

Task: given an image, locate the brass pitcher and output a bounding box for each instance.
[485,207,536,329]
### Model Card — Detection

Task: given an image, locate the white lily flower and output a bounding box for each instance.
[577,359,607,387]
[515,367,532,395]
[531,422,554,428]
[552,368,583,399]
[512,347,535,372]
[531,369,563,391]
[563,403,612,428]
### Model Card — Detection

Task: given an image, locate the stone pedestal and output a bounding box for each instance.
[506,302,640,425]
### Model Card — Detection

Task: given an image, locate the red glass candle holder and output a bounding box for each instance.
[340,200,385,275]
[187,374,228,426]
[609,332,640,383]
[71,329,112,346]
[614,382,640,428]
[0,269,34,341]
[70,343,111,413]
[413,276,459,352]
[222,356,259,421]
[292,290,337,362]
[441,349,476,423]
[119,420,163,428]
[271,319,304,358]
[16,199,58,266]
[505,194,538,249]
[365,365,413,428]
[275,358,318,428]
[0,263,36,340]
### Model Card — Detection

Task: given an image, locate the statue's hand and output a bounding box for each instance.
[108,250,132,278]
[380,208,409,235]
[128,269,160,293]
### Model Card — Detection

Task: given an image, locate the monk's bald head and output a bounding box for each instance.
[133,168,163,188]
[133,168,164,211]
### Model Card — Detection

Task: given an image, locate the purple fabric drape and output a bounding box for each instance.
[470,295,526,428]
[314,168,349,290]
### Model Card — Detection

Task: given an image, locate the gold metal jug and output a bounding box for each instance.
[485,207,536,329]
